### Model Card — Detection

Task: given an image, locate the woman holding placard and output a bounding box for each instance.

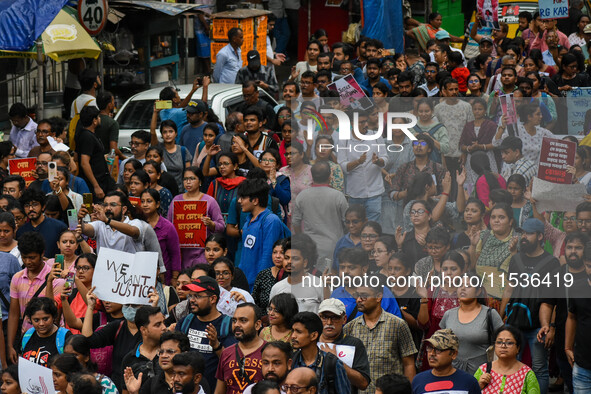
[167,166,225,268]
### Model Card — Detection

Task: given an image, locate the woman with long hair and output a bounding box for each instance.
[0,212,20,264]
[204,234,249,291]
[192,123,220,193]
[259,149,290,206]
[470,151,506,208]
[280,140,312,205]
[253,238,289,310]
[470,203,518,304]
[167,167,225,268]
[452,198,487,249]
[145,146,179,196]
[507,174,533,227]
[417,250,465,371]
[206,151,246,223]
[459,98,500,193]
[475,326,541,393]
[396,200,431,264]
[142,161,173,217]
[293,40,321,81]
[141,189,181,285]
[119,159,142,195]
[567,146,591,192]
[1,364,21,394]
[212,257,254,316]
[64,335,118,393]
[553,52,590,95]
[412,99,450,165]
[277,112,293,167]
[371,236,396,277]
[440,271,504,374]
[312,136,344,192]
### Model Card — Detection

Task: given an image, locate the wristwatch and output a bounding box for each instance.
[106,217,112,226]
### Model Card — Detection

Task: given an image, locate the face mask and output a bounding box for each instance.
[122,305,137,322]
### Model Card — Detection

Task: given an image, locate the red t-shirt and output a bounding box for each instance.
[215,342,266,393]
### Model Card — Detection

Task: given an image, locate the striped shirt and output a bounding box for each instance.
[10,262,58,332]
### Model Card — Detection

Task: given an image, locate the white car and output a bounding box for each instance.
[114,83,278,148]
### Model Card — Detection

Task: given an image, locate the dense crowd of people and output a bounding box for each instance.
[5,3,591,394]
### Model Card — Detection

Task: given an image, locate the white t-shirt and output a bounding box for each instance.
[89,217,142,254]
[269,275,324,313]
[70,93,98,119]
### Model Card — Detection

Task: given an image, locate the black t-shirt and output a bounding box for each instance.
[452,232,471,250]
[568,285,591,369]
[395,286,422,349]
[75,128,110,183]
[508,251,561,300]
[121,343,159,390]
[159,172,179,197]
[87,320,141,391]
[402,230,429,265]
[22,329,72,367]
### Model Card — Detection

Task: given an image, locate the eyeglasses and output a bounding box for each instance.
[410,209,428,216]
[425,70,437,74]
[267,306,280,314]
[345,219,362,225]
[319,314,342,322]
[215,271,231,278]
[187,293,210,300]
[360,233,379,240]
[355,293,372,301]
[413,141,428,147]
[564,216,577,222]
[281,384,313,393]
[35,129,50,135]
[23,202,41,209]
[158,348,178,355]
[577,219,591,225]
[100,202,121,208]
[427,244,445,251]
[426,345,451,354]
[468,80,480,84]
[260,158,276,163]
[75,265,93,272]
[2,188,17,194]
[495,340,516,347]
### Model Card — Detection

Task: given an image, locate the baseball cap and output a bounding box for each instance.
[181,276,220,297]
[186,100,208,114]
[247,50,261,68]
[318,299,346,316]
[480,36,494,45]
[517,218,545,234]
[424,329,459,351]
[435,30,450,40]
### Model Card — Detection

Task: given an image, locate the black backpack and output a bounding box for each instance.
[504,253,556,330]
[293,350,337,394]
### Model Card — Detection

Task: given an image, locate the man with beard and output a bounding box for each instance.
[500,218,560,394]
[344,282,416,392]
[290,312,350,394]
[214,303,266,393]
[235,50,279,97]
[78,190,141,254]
[360,58,391,97]
[176,276,235,391]
[418,62,440,97]
[16,188,66,258]
[538,231,590,394]
[317,298,370,393]
[566,240,591,393]
[26,152,52,192]
[242,107,279,159]
[172,352,207,394]
[576,202,591,236]
[243,341,292,393]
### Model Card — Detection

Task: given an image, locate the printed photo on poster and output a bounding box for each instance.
[478,0,500,29]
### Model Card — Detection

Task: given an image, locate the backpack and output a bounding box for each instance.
[69,99,94,151]
[21,327,69,354]
[293,350,338,394]
[504,253,556,330]
[179,314,232,341]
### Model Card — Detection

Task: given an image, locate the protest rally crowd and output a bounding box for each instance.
[7,1,591,394]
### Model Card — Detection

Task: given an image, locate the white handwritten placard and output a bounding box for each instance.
[318,343,356,367]
[92,247,158,305]
[18,357,56,394]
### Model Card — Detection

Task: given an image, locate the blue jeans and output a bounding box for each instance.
[519,328,549,394]
[349,196,382,222]
[573,363,591,394]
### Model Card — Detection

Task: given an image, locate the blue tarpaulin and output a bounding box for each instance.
[0,0,69,51]
[361,0,404,54]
